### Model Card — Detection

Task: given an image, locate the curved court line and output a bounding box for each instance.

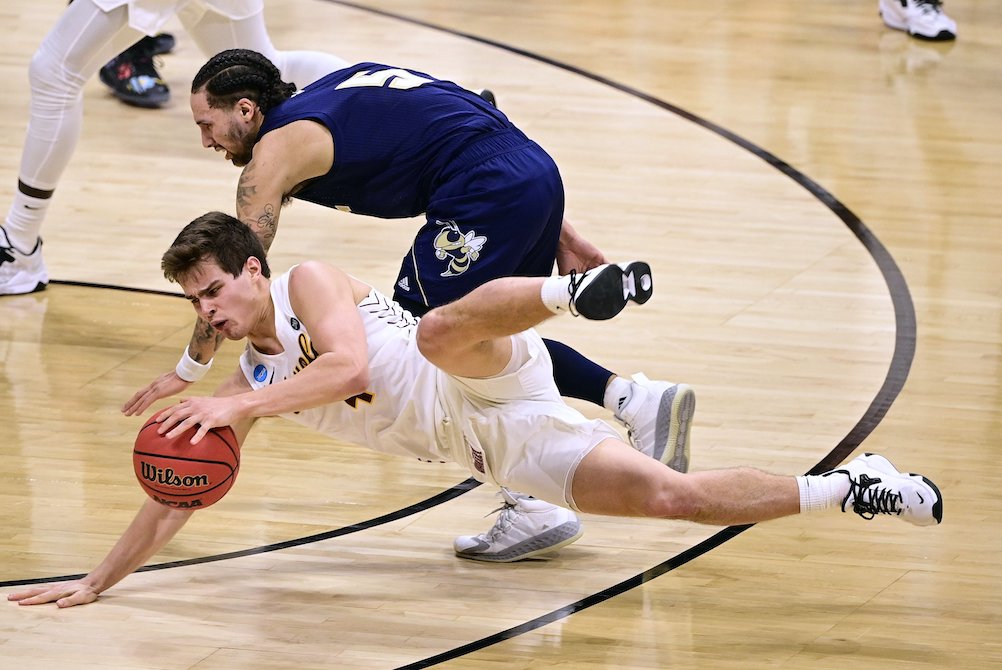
[307,2,917,667]
[3,8,917,666]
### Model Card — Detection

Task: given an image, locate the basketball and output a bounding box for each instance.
[133,409,240,509]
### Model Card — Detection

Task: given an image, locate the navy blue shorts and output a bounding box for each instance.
[391,129,564,316]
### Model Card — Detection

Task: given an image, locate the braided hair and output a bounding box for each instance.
[191,49,296,112]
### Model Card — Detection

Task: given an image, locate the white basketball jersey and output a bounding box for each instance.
[92,0,261,34]
[239,270,455,463]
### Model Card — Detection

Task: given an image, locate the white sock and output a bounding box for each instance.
[603,376,633,414]
[4,190,51,251]
[540,275,572,314]
[796,473,850,513]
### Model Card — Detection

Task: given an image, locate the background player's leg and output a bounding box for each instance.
[1,0,143,295]
[180,6,349,89]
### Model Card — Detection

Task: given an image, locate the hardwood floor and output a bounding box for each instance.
[1,0,999,668]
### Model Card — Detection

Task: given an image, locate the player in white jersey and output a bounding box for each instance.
[0,0,348,295]
[8,211,943,608]
[240,268,623,504]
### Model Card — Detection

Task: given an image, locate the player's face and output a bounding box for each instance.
[180,259,263,341]
[190,90,257,167]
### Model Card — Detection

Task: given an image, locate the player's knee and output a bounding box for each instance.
[415,309,457,365]
[29,46,82,101]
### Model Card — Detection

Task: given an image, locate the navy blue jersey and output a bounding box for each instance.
[258,62,516,218]
[258,61,565,314]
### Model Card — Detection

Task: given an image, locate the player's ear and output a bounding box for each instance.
[245,256,263,278]
[237,97,257,120]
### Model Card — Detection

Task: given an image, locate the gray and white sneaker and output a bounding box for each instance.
[454,489,583,562]
[567,261,653,320]
[879,0,957,41]
[615,373,695,473]
[827,452,943,526]
[0,227,48,296]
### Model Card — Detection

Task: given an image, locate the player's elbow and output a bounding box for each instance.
[341,360,370,398]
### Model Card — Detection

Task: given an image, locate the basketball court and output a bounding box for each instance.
[1,1,1000,668]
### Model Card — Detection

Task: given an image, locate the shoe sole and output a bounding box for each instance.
[0,280,47,296]
[860,452,943,525]
[574,261,653,320]
[98,65,171,108]
[662,384,696,472]
[454,521,584,563]
[879,7,956,41]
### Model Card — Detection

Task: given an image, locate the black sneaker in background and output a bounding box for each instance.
[98,36,171,108]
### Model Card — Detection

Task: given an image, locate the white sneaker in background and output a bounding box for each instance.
[879,0,957,41]
[0,226,48,296]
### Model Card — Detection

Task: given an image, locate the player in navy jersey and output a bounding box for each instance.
[125,49,695,562]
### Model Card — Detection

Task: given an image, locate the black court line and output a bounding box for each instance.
[1,444,481,588]
[4,8,917,666]
[311,2,917,668]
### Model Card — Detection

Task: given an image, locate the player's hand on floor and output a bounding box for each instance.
[8,581,99,608]
[122,371,192,416]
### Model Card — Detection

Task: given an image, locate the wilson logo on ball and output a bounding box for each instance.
[138,462,210,488]
[133,409,241,509]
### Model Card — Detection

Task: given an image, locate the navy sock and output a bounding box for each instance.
[543,338,613,406]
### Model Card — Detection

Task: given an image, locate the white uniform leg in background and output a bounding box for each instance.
[4,0,146,253]
[180,5,349,89]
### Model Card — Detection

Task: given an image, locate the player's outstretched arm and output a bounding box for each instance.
[123,313,224,416]
[8,498,194,608]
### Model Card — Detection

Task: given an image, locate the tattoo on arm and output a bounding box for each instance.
[189,317,223,362]
[236,163,277,251]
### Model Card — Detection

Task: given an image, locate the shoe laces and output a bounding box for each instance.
[843,472,903,519]
[479,498,522,541]
[566,269,586,317]
[913,0,944,12]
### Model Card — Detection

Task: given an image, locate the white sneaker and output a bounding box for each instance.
[453,489,583,562]
[0,227,48,295]
[615,373,695,473]
[879,0,957,41]
[567,261,653,320]
[827,452,943,526]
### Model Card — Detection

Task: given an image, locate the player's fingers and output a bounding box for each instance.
[7,586,50,601]
[165,415,198,440]
[122,387,150,414]
[14,589,65,605]
[57,590,97,608]
[190,423,210,445]
[131,389,159,416]
[156,405,183,434]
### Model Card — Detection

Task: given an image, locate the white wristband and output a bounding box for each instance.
[175,346,213,383]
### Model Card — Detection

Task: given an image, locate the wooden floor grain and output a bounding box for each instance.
[2,0,1000,668]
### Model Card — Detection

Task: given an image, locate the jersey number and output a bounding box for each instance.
[335,68,433,91]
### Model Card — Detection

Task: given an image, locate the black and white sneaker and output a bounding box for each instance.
[0,226,47,295]
[567,261,653,320]
[98,37,171,108]
[827,452,943,526]
[879,0,957,41]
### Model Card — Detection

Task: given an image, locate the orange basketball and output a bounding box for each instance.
[133,409,240,510]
